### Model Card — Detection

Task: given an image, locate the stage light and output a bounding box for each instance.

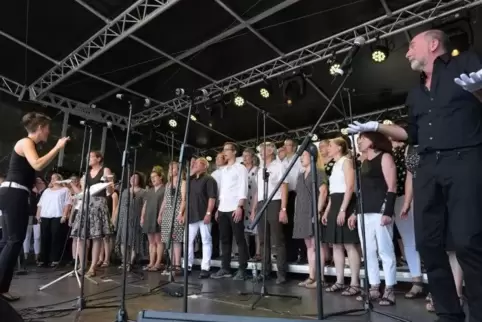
[208,121,213,127]
[382,119,393,125]
[168,118,177,128]
[451,48,460,57]
[372,45,389,63]
[190,115,197,121]
[206,156,213,162]
[234,95,245,107]
[282,75,305,106]
[329,63,340,75]
[341,128,349,135]
[312,134,318,141]
[260,88,270,99]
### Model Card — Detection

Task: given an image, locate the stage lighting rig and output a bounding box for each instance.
[329,63,341,76]
[259,79,272,99]
[206,156,213,161]
[234,94,245,107]
[451,49,460,57]
[282,74,305,106]
[168,114,178,128]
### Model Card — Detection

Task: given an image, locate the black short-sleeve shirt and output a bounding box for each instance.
[405,51,482,152]
[188,173,218,223]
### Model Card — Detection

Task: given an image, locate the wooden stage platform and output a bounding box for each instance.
[6,265,439,322]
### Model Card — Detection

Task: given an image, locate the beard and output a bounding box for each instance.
[410,59,425,72]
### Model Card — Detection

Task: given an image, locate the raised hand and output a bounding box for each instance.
[347,121,379,134]
[56,136,70,149]
[454,70,482,92]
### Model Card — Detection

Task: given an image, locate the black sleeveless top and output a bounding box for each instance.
[6,139,36,188]
[360,153,388,214]
[86,167,106,197]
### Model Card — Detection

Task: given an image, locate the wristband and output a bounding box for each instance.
[383,192,397,217]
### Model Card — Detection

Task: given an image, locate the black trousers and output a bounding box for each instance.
[218,211,248,270]
[414,146,482,322]
[0,188,30,293]
[257,200,287,277]
[211,206,220,258]
[39,217,65,264]
[284,191,305,261]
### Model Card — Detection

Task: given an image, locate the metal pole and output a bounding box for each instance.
[57,112,70,167]
[100,126,108,155]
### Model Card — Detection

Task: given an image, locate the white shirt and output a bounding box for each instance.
[257,159,287,201]
[218,163,248,212]
[329,157,348,194]
[281,154,303,191]
[38,187,71,218]
[211,168,223,197]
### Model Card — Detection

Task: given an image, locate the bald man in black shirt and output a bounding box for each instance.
[348,30,482,322]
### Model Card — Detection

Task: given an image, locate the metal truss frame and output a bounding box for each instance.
[199,104,407,154]
[88,0,301,105]
[132,0,482,126]
[28,0,181,99]
[0,75,25,99]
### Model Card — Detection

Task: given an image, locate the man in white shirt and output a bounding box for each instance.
[211,142,249,280]
[281,139,305,263]
[251,142,289,284]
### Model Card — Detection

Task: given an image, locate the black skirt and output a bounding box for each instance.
[323,193,359,244]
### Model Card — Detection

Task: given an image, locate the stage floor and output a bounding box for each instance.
[10,266,435,322]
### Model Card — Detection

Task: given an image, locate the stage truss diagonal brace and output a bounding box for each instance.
[0,75,25,98]
[132,0,482,126]
[199,105,408,154]
[28,0,181,99]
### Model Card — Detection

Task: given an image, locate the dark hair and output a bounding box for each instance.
[132,171,145,188]
[360,132,392,154]
[90,151,104,164]
[223,142,238,154]
[22,112,51,133]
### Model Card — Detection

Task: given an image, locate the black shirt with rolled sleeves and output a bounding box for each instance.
[405,51,482,151]
[188,173,218,224]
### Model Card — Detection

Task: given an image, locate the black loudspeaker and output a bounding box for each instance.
[137,311,350,322]
[0,297,24,322]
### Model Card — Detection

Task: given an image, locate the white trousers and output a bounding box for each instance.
[394,196,422,278]
[23,223,41,255]
[358,213,397,286]
[188,221,212,271]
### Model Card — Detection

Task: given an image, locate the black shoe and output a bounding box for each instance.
[199,270,210,279]
[232,269,248,281]
[210,268,232,279]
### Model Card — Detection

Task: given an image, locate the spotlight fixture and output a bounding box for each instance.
[341,128,349,135]
[372,45,389,63]
[206,156,213,162]
[329,63,341,76]
[382,119,393,125]
[259,79,272,99]
[311,134,319,141]
[168,118,177,128]
[190,115,197,121]
[234,95,245,107]
[282,75,305,106]
[451,48,460,57]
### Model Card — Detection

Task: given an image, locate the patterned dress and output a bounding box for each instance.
[116,188,146,254]
[392,145,407,196]
[244,166,258,234]
[160,185,184,243]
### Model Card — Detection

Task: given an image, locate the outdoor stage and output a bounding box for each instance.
[10,266,435,322]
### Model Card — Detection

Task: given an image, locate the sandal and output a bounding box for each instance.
[325,283,344,292]
[298,278,315,287]
[405,282,424,299]
[101,262,110,268]
[356,286,381,302]
[425,293,435,312]
[379,288,396,306]
[143,265,153,271]
[342,285,361,296]
[85,269,96,277]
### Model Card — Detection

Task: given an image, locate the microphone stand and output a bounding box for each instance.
[240,112,301,309]
[36,124,116,315]
[322,88,409,322]
[306,142,324,320]
[155,96,201,311]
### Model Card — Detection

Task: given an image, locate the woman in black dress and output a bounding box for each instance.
[0,112,69,301]
[322,137,361,296]
[292,150,328,289]
[356,132,397,305]
[141,167,165,271]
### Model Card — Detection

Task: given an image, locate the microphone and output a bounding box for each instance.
[80,120,113,128]
[115,93,150,107]
[333,36,366,76]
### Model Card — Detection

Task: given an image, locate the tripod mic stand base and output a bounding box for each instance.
[35,296,118,314]
[239,285,301,310]
[323,305,411,322]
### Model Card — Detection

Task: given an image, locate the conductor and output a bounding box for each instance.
[348,30,482,322]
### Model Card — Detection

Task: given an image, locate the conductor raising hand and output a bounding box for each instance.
[0,112,69,302]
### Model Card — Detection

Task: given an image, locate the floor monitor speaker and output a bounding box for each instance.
[0,297,24,322]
